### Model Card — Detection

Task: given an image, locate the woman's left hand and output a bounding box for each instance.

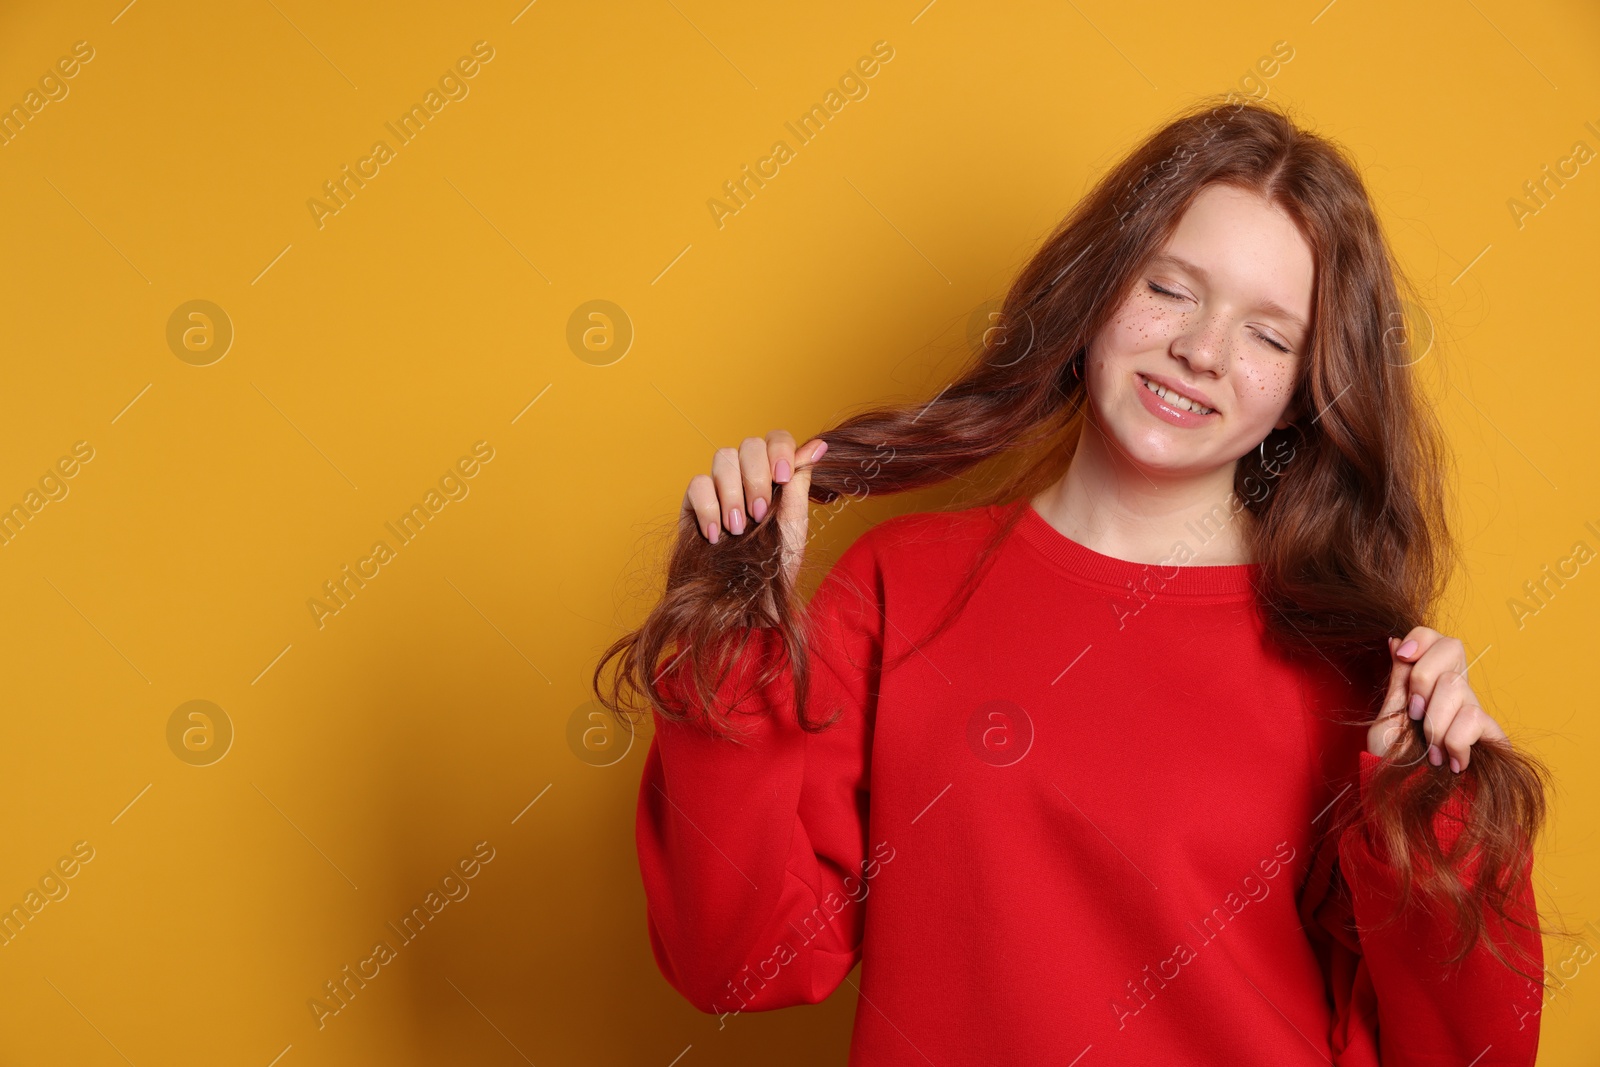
[1366,626,1508,773]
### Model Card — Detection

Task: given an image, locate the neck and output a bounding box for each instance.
[1030,417,1256,566]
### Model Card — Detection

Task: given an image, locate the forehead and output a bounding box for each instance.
[1154,184,1315,328]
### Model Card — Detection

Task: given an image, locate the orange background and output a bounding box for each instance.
[0,1,1595,1063]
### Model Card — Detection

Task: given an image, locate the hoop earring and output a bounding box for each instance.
[1258,422,1301,467]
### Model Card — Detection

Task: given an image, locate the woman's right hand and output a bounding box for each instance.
[682,431,829,586]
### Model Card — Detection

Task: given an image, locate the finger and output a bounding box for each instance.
[1380,637,1413,720]
[1419,669,1469,766]
[738,436,773,526]
[710,446,748,535]
[1380,720,1405,755]
[1424,633,1467,672]
[775,438,828,573]
[1385,721,1433,770]
[1441,702,1488,774]
[1409,635,1467,697]
[683,473,722,544]
[1405,635,1469,723]
[1394,624,1440,662]
[1367,706,1408,758]
[766,428,797,485]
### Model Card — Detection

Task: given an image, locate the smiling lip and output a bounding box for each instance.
[1137,372,1216,411]
[1135,371,1218,428]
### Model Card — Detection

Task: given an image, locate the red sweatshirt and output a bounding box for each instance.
[636,502,1543,1065]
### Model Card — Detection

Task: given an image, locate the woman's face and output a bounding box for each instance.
[1085,182,1314,482]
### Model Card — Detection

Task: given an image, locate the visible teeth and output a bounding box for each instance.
[1142,375,1214,415]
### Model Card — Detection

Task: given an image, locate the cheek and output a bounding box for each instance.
[1087,298,1172,394]
[1234,357,1299,414]
[1106,295,1185,352]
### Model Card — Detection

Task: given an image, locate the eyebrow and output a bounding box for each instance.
[1147,252,1309,333]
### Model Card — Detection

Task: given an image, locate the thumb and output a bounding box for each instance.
[1378,636,1412,721]
[774,438,828,578]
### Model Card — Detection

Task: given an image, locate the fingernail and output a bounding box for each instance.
[1408,693,1425,720]
[751,497,767,522]
[1449,756,1461,774]
[775,460,791,483]
[813,441,828,461]
[1397,639,1418,658]
[729,508,744,535]
[1428,744,1443,767]
[707,522,719,544]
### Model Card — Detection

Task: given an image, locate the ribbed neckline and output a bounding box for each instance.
[1010,501,1259,598]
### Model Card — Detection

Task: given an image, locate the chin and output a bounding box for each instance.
[1109,423,1226,474]
[1119,437,1198,473]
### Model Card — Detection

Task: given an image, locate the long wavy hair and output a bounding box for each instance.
[596,94,1554,978]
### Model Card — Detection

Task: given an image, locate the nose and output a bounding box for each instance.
[1171,309,1231,375]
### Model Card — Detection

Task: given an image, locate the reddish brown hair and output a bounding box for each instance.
[596,94,1553,978]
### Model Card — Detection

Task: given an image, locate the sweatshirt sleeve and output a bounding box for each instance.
[1299,709,1544,1065]
[634,531,885,1019]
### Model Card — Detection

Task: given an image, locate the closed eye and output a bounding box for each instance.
[1146,281,1292,354]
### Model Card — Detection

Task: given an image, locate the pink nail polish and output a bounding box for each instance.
[775,460,791,483]
[1408,693,1424,719]
[729,508,744,534]
[1428,744,1442,767]
[1397,639,1418,658]
[751,497,767,522]
[813,441,828,461]
[707,522,719,544]
[1449,757,1460,774]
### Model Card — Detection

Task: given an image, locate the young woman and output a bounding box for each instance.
[597,97,1553,1065]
